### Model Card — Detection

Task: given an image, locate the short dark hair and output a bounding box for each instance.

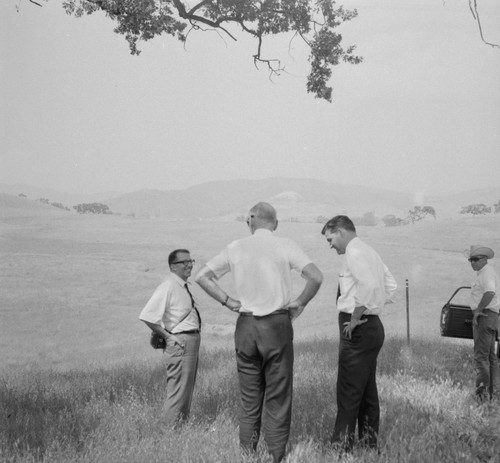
[168,249,190,266]
[321,215,356,235]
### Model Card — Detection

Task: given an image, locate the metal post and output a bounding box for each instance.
[406,279,410,346]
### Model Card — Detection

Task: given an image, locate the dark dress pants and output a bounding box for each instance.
[332,312,385,451]
[473,309,500,400]
[235,312,294,463]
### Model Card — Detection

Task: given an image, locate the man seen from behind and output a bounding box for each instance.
[195,202,323,463]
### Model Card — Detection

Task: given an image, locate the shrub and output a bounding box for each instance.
[73,203,112,214]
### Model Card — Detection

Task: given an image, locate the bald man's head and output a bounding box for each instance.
[247,202,278,232]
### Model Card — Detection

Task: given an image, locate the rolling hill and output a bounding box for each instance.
[1,179,499,221]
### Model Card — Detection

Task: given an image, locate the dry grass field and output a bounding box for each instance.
[2,200,500,462]
[2,201,500,372]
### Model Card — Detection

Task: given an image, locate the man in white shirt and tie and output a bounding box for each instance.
[139,249,201,426]
[322,215,397,453]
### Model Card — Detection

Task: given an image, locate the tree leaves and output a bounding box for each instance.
[63,0,362,101]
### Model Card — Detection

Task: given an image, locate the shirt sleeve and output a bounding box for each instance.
[346,248,378,307]
[286,239,313,274]
[481,267,498,293]
[138,280,170,325]
[383,265,398,303]
[206,248,231,280]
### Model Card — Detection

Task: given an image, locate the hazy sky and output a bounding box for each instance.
[1,0,499,196]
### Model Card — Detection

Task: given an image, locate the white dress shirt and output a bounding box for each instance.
[337,237,397,315]
[471,264,500,313]
[139,273,200,332]
[206,229,312,316]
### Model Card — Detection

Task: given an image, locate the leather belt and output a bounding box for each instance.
[173,329,200,335]
[239,308,289,318]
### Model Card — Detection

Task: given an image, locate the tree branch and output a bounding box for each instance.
[172,0,240,41]
[469,0,500,49]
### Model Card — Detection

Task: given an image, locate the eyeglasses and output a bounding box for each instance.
[468,256,486,262]
[172,259,195,266]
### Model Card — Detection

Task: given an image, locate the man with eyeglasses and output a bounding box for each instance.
[467,245,500,401]
[195,202,323,463]
[139,249,201,426]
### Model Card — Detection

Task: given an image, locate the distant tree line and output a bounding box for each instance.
[73,203,112,214]
[382,206,436,227]
[18,194,111,215]
[316,207,437,228]
[37,197,70,211]
[460,200,500,215]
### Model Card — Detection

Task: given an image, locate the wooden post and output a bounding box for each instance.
[406,279,410,346]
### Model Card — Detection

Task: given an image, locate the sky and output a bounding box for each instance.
[1,0,499,197]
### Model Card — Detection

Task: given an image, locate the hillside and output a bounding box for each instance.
[101,179,500,220]
[0,193,72,219]
[0,183,121,208]
[1,179,500,221]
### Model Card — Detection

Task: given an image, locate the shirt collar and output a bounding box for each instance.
[170,272,189,286]
[254,228,273,236]
[477,263,489,274]
[346,236,360,250]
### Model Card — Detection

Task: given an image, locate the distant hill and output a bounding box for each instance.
[0,183,122,209]
[0,193,72,219]
[101,179,500,220]
[100,178,413,220]
[1,179,499,221]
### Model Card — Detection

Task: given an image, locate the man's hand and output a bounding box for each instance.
[225,297,242,313]
[286,299,306,323]
[166,334,182,348]
[473,310,486,326]
[343,318,367,339]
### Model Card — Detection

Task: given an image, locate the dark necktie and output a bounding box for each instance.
[185,283,202,330]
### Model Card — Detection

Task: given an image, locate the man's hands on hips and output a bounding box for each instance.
[225,297,242,313]
[342,306,369,339]
[343,318,367,339]
[473,310,486,326]
[286,299,306,323]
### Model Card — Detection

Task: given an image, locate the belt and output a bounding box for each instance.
[484,309,499,314]
[239,308,289,318]
[339,312,379,319]
[172,329,200,335]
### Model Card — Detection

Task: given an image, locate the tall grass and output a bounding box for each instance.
[1,337,499,462]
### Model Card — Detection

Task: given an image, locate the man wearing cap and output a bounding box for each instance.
[195,202,323,463]
[467,245,500,401]
[139,249,202,426]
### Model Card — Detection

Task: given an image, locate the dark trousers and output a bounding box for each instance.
[332,312,385,451]
[235,311,294,463]
[473,310,500,400]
